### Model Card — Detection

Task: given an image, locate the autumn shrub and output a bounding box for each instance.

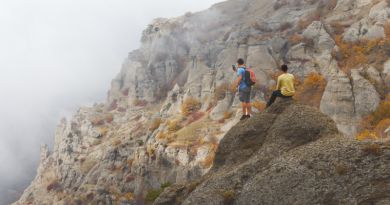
[149,118,162,132]
[105,114,114,123]
[330,21,345,35]
[133,98,148,107]
[90,116,105,126]
[47,180,62,192]
[357,130,378,141]
[375,119,390,138]
[289,34,303,45]
[252,101,266,112]
[167,120,181,132]
[294,73,327,108]
[223,111,233,120]
[279,22,293,31]
[98,127,109,137]
[187,112,205,125]
[181,97,201,116]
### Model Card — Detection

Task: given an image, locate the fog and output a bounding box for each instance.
[0,0,223,203]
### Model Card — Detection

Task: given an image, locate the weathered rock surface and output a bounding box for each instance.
[155,101,390,205]
[14,0,390,204]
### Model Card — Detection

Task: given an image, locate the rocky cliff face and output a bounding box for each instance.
[14,0,390,204]
[155,100,390,205]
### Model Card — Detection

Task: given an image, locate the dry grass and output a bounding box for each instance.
[99,127,109,137]
[181,97,201,116]
[167,120,181,133]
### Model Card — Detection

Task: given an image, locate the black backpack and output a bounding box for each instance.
[243,67,256,87]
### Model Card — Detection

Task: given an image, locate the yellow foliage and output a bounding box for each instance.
[356,130,378,141]
[123,192,134,201]
[375,119,390,138]
[181,97,201,116]
[294,73,326,108]
[223,111,233,120]
[99,127,109,136]
[156,131,167,140]
[167,120,181,132]
[252,101,266,112]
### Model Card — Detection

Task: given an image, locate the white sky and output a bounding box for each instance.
[0,0,224,203]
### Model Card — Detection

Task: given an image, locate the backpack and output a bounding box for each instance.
[243,66,256,87]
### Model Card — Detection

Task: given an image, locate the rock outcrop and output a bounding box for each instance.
[14,0,390,204]
[155,100,390,205]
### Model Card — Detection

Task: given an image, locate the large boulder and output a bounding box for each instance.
[154,100,390,205]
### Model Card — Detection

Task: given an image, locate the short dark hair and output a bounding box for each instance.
[237,58,245,65]
[281,64,288,72]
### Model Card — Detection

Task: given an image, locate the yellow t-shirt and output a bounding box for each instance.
[277,73,295,96]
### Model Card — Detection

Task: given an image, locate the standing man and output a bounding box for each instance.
[266,64,295,107]
[232,58,252,120]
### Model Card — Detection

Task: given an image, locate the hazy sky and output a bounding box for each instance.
[0,0,223,203]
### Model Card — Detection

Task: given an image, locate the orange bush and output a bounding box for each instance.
[358,95,390,139]
[181,97,201,116]
[294,73,327,108]
[167,120,181,132]
[357,130,378,141]
[375,119,390,138]
[289,34,303,45]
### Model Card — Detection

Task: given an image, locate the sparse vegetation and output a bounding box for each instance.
[294,73,327,108]
[358,95,390,140]
[133,98,148,107]
[214,83,233,101]
[47,180,62,192]
[145,182,172,202]
[181,97,201,116]
[289,34,303,45]
[253,101,266,112]
[167,120,181,132]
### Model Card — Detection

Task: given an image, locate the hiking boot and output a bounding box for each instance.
[246,115,251,119]
[240,115,247,121]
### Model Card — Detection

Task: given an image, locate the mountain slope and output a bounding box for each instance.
[14,0,390,204]
[155,100,390,205]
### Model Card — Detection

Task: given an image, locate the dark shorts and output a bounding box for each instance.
[239,87,251,103]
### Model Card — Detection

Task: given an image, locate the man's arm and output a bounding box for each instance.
[231,75,242,91]
[276,76,281,90]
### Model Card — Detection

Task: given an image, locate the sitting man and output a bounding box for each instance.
[266,64,295,107]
